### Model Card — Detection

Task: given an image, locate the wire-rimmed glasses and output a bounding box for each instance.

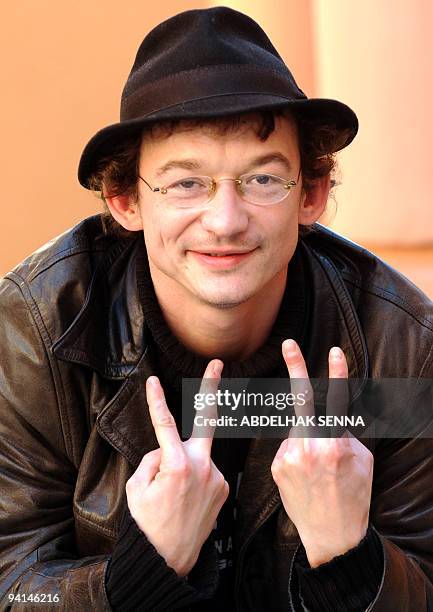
[138,172,299,208]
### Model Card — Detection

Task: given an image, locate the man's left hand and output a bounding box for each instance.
[271,340,374,568]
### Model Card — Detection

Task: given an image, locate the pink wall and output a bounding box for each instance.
[312,0,433,245]
[1,1,432,278]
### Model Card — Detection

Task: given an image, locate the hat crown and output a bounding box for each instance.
[78,6,358,189]
[122,7,304,106]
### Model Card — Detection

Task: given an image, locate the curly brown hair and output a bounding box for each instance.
[87,109,349,237]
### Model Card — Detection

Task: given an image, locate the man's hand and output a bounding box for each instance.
[271,340,374,568]
[125,359,229,577]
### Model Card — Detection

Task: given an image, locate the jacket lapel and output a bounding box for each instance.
[52,234,161,467]
[96,346,160,468]
[53,236,145,380]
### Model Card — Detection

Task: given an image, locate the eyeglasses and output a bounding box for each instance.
[138,172,300,208]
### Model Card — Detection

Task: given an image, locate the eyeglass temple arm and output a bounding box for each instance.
[139,176,160,193]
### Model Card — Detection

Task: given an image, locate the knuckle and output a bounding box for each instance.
[305,395,315,411]
[323,438,339,455]
[172,457,190,478]
[126,475,138,493]
[330,363,347,378]
[271,458,282,479]
[305,383,314,400]
[286,350,304,368]
[357,437,373,457]
[283,444,301,466]
[152,398,166,411]
[213,473,229,501]
[215,469,225,486]
[222,479,230,500]
[324,440,346,465]
[155,410,176,428]
[196,456,212,479]
[271,466,281,485]
[214,469,226,491]
[363,446,374,466]
[283,454,298,471]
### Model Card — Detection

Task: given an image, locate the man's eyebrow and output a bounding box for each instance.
[243,153,293,173]
[155,159,202,177]
[154,152,293,178]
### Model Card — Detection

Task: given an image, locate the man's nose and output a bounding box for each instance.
[200,180,249,237]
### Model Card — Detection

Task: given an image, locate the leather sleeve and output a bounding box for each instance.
[0,276,111,611]
[365,432,433,611]
[288,433,433,611]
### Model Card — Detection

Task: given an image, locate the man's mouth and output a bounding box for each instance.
[200,251,251,257]
[188,248,257,268]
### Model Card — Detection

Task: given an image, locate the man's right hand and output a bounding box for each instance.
[125,359,229,577]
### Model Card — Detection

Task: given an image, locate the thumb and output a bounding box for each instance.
[134,447,162,488]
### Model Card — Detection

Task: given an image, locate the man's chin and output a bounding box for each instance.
[195,290,255,309]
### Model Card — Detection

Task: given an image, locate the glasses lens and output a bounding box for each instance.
[164,176,213,207]
[241,174,290,204]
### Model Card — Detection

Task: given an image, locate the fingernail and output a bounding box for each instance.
[283,339,297,354]
[330,347,343,361]
[148,376,159,387]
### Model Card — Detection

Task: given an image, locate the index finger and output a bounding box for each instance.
[189,359,224,454]
[146,376,183,467]
[327,346,349,438]
[282,339,315,438]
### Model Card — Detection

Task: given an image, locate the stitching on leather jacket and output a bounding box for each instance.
[6,275,75,463]
[343,277,433,330]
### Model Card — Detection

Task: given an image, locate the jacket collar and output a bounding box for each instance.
[53,235,146,380]
[302,239,369,381]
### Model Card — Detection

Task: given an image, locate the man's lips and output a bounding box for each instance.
[193,249,255,255]
[187,248,257,268]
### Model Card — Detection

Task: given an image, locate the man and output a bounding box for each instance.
[0,6,432,611]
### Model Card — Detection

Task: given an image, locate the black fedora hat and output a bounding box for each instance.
[78,6,358,189]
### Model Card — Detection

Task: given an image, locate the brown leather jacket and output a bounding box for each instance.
[1,215,433,611]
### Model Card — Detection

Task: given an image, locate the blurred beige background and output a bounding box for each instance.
[2,0,433,295]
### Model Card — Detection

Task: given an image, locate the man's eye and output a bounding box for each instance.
[180,179,198,189]
[171,178,206,190]
[247,174,276,186]
[255,174,271,185]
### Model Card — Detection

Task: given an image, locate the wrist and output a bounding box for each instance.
[164,549,198,577]
[303,528,368,568]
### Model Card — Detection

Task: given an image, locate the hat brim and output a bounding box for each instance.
[78,94,358,188]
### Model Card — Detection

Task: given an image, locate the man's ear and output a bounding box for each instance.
[298,175,331,225]
[104,193,143,231]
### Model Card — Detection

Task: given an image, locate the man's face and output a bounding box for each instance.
[136,115,308,309]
